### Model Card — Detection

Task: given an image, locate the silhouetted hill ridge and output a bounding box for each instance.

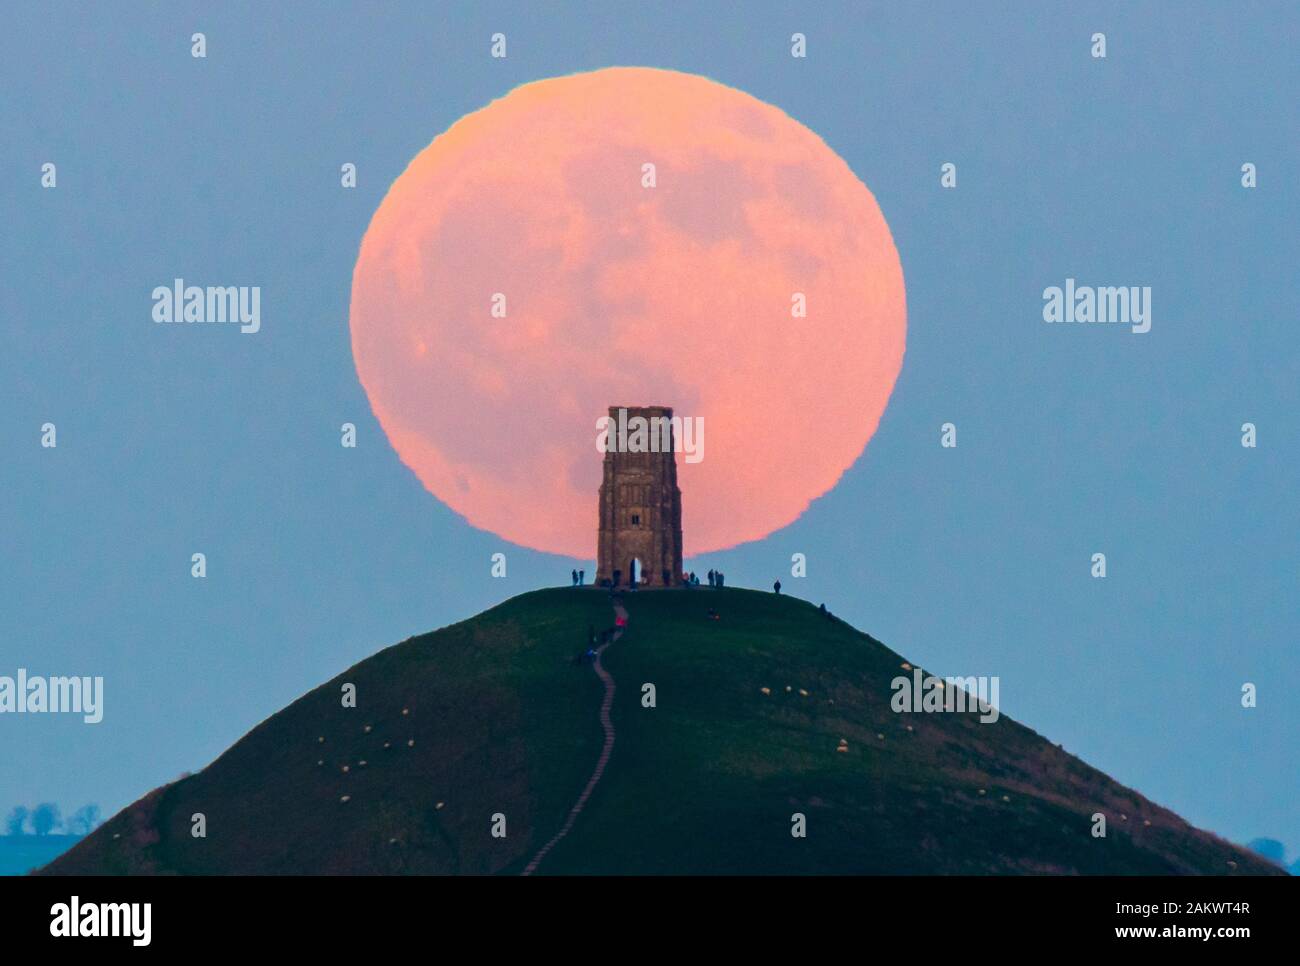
[42,588,1283,875]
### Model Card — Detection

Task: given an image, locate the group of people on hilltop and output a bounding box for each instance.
[574,568,727,588]
[570,568,793,594]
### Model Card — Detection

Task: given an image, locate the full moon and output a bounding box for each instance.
[350,67,906,558]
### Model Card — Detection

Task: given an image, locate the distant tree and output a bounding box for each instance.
[30,802,62,836]
[68,804,102,836]
[4,806,30,836]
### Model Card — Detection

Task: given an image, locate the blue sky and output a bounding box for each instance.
[2,2,1296,861]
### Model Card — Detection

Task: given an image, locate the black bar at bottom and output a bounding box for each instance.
[0,872,1289,952]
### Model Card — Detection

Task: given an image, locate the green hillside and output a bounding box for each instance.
[41,588,1282,875]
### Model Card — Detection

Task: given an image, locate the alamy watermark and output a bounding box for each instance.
[50,896,150,946]
[595,407,704,463]
[891,668,1000,723]
[1043,277,1151,333]
[152,278,261,333]
[0,669,103,723]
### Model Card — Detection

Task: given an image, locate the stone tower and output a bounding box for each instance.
[596,406,684,587]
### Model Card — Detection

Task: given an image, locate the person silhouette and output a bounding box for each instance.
[579,569,585,586]
[571,568,578,587]
[774,580,782,594]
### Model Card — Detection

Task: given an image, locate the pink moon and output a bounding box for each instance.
[350,67,906,558]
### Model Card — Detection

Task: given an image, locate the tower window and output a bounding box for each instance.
[631,514,641,525]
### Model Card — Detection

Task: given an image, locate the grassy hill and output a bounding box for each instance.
[42,588,1282,875]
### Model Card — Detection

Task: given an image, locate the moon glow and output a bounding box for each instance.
[350,67,906,557]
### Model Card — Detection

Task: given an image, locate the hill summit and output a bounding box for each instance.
[43,588,1281,875]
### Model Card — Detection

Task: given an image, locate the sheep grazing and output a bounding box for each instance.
[402,708,410,716]
[876,733,884,740]
[318,736,325,743]
[760,687,771,695]
[785,686,792,693]
[1002,795,1010,802]
[1143,819,1151,827]
[436,802,445,810]
[359,760,367,767]
[340,795,351,803]
[341,765,350,773]
[407,739,415,747]
[798,689,809,697]
[900,662,912,671]
[977,789,986,796]
[836,745,848,753]
[364,725,372,733]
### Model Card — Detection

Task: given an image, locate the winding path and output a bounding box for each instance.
[521,597,627,875]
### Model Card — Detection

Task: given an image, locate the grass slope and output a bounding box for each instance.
[42,588,1282,875]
